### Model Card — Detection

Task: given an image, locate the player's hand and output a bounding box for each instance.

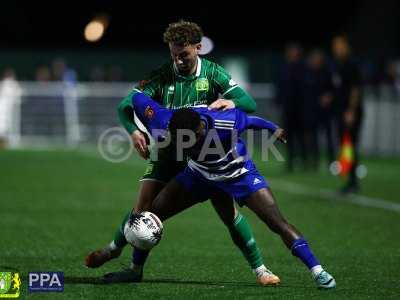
[208,99,235,111]
[274,128,287,144]
[131,130,150,159]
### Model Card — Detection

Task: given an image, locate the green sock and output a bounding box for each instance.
[228,213,264,269]
[112,212,130,248]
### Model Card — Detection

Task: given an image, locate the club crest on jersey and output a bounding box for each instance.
[196,78,209,91]
[144,106,155,120]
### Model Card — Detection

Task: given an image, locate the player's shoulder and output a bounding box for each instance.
[202,58,226,72]
[201,58,230,83]
[201,58,218,68]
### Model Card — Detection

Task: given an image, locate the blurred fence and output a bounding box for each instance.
[0,81,399,155]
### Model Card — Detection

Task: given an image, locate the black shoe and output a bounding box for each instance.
[103,268,143,283]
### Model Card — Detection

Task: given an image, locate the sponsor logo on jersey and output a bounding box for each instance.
[144,106,155,120]
[168,85,175,93]
[229,79,237,86]
[196,78,209,91]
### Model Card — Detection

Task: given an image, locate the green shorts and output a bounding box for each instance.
[141,159,187,183]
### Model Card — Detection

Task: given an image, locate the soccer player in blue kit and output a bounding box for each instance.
[128,91,336,289]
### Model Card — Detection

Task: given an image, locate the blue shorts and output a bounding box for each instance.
[175,160,269,206]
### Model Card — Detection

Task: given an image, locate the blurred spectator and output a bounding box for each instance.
[35,65,51,85]
[0,68,21,148]
[330,35,363,193]
[51,58,77,85]
[276,43,306,172]
[303,49,335,169]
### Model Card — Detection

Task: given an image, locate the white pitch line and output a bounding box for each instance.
[271,179,400,213]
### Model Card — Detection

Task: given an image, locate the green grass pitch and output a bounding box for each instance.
[1,149,399,299]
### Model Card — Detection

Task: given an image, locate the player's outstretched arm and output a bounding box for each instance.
[238,113,287,143]
[246,116,278,132]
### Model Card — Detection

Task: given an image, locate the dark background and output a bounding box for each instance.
[1,1,398,53]
[1,0,399,81]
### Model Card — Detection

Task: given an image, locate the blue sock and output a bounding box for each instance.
[132,247,150,266]
[291,238,320,269]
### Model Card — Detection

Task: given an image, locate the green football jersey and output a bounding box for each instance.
[118,57,256,134]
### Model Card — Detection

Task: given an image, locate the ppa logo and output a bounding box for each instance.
[28,272,64,293]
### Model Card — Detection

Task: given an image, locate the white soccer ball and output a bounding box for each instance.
[123,211,163,250]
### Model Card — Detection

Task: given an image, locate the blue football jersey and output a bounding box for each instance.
[132,92,278,181]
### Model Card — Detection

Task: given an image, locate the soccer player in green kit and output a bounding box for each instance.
[85,20,280,286]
